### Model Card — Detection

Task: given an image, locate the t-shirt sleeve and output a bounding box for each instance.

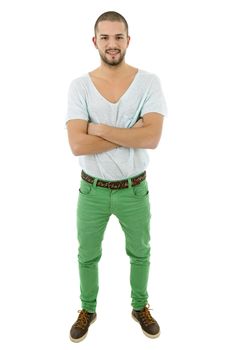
[140,75,168,117]
[65,79,89,127]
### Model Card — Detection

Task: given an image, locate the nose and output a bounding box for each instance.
[107,36,118,48]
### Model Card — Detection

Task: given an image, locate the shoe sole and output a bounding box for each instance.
[69,315,97,343]
[132,314,160,339]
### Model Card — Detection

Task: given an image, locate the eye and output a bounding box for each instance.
[116,36,123,40]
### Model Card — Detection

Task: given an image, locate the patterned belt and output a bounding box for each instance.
[81,170,146,190]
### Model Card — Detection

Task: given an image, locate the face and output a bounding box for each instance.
[93,20,130,66]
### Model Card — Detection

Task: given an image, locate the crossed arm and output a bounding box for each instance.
[66,112,164,156]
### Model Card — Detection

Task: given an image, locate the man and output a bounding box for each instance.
[65,11,167,342]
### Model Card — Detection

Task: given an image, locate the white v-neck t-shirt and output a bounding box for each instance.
[65,69,167,180]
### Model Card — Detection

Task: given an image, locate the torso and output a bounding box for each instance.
[89,66,138,104]
[68,69,167,180]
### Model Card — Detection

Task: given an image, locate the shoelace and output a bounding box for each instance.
[74,310,89,330]
[138,305,155,326]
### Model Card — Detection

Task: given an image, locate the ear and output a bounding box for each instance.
[127,36,131,48]
[92,36,97,48]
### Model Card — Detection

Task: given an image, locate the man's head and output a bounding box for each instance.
[93,11,130,67]
[94,11,129,36]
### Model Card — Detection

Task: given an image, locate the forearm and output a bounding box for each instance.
[73,134,119,156]
[93,125,156,149]
[87,114,163,149]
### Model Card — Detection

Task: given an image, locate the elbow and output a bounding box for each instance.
[147,134,161,149]
[147,142,158,150]
[71,144,83,156]
[145,137,159,150]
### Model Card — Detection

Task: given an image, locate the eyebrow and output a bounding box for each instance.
[99,33,125,37]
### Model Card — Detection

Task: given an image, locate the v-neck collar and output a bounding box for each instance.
[87,69,140,105]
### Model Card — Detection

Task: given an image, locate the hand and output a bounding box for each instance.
[132,118,144,128]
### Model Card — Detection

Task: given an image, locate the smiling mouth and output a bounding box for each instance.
[106,50,120,55]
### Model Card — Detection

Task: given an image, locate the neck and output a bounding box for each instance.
[98,60,129,78]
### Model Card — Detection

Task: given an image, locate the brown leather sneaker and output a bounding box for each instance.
[132,306,160,338]
[70,309,97,343]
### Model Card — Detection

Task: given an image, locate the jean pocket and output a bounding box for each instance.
[132,181,149,198]
[79,180,92,195]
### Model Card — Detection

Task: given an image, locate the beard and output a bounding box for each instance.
[99,49,126,66]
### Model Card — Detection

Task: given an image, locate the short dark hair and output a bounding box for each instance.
[94,11,129,35]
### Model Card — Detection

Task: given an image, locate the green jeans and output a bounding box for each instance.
[77,174,151,313]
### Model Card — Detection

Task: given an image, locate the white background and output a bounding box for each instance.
[0,0,233,349]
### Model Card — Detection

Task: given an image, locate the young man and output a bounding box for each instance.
[65,11,167,342]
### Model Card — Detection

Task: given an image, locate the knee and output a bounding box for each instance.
[78,247,102,266]
[126,246,150,264]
